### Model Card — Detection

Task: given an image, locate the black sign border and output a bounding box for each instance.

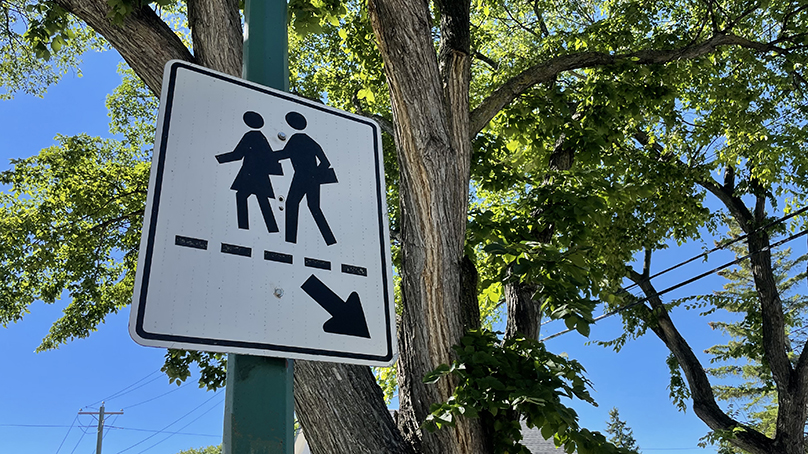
[134,61,394,363]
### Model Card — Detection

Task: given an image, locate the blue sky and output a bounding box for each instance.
[1,44,794,454]
[0,50,224,454]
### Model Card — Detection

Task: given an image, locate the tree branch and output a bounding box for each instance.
[704,0,721,32]
[642,248,652,279]
[89,209,143,233]
[502,3,540,39]
[699,179,756,233]
[781,3,808,38]
[633,129,756,234]
[634,130,801,452]
[532,1,550,38]
[54,0,194,97]
[470,32,797,137]
[725,1,762,31]
[472,50,499,71]
[628,269,773,453]
[352,91,395,137]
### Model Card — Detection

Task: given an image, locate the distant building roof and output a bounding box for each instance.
[521,422,568,453]
[294,431,311,454]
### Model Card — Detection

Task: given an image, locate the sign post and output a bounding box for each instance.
[225,1,292,454]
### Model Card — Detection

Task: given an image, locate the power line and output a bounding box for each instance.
[134,399,224,454]
[120,381,194,410]
[0,423,74,428]
[42,372,195,454]
[54,415,78,454]
[103,375,164,402]
[103,415,121,442]
[77,415,94,435]
[114,391,223,454]
[541,227,808,341]
[86,370,162,408]
[68,422,88,454]
[105,426,219,438]
[621,205,808,295]
[541,205,808,327]
[79,402,124,454]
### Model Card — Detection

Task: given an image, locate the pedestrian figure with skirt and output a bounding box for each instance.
[216,111,283,233]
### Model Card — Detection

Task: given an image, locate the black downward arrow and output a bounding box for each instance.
[301,275,371,338]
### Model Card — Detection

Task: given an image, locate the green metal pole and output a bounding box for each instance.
[223,1,293,454]
[242,0,289,91]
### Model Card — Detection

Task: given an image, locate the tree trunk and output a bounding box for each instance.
[187,0,242,78]
[294,361,414,454]
[629,270,775,453]
[505,134,575,341]
[627,184,808,454]
[55,2,808,454]
[368,1,487,453]
[504,276,540,340]
[698,182,808,454]
[746,203,806,454]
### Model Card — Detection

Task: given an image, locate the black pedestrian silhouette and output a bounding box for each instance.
[216,111,283,233]
[277,111,337,245]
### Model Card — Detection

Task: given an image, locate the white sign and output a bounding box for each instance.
[130,61,397,366]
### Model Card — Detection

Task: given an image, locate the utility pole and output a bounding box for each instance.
[79,402,123,454]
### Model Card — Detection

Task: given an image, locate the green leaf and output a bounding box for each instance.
[484,243,509,255]
[576,322,591,337]
[423,363,451,383]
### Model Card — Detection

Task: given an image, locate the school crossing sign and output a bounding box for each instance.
[129,61,396,366]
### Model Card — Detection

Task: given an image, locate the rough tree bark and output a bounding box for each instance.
[294,362,415,454]
[187,0,242,78]
[367,1,488,453]
[504,278,540,340]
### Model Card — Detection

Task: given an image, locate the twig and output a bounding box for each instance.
[502,3,540,39]
[473,50,499,71]
[726,1,762,31]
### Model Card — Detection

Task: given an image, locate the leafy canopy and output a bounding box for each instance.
[0,0,101,98]
[424,330,636,454]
